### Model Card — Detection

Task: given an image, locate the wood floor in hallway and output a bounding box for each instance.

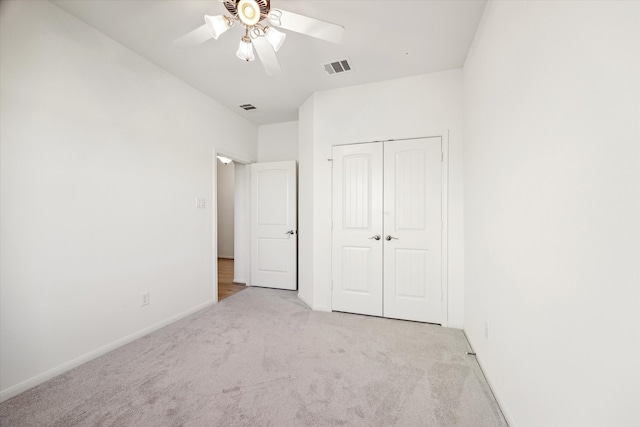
[218,258,246,301]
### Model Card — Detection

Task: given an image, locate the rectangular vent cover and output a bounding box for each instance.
[240,104,257,111]
[322,58,352,75]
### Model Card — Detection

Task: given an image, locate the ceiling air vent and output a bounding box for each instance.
[322,58,352,75]
[239,104,257,111]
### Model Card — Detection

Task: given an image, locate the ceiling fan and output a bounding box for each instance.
[175,0,345,76]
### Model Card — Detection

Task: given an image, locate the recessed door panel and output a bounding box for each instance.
[256,170,289,226]
[257,238,289,273]
[395,150,427,230]
[343,155,371,230]
[394,249,428,299]
[341,246,373,294]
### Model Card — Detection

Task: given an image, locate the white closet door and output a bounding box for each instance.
[250,161,297,290]
[331,143,383,316]
[383,137,442,323]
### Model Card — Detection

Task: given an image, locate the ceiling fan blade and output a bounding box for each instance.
[269,9,344,44]
[253,37,282,76]
[174,24,213,47]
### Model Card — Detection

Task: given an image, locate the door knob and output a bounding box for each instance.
[285,230,296,235]
[385,235,398,241]
[368,234,381,241]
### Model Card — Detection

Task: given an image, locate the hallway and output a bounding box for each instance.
[218,258,246,301]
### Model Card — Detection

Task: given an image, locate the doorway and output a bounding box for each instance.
[216,155,248,301]
[217,258,245,300]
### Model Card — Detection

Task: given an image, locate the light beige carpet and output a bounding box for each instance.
[0,288,506,426]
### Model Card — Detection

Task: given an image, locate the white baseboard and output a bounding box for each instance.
[463,331,515,427]
[0,299,216,403]
[297,292,313,309]
[296,293,330,312]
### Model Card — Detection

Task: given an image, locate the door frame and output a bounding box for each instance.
[213,148,252,303]
[330,131,450,326]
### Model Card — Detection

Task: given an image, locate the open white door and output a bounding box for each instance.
[250,161,297,290]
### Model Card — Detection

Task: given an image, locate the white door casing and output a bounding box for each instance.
[250,161,297,290]
[331,137,444,323]
[331,143,384,316]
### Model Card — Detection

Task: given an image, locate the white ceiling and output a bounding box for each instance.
[52,0,486,125]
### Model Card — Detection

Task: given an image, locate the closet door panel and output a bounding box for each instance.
[383,138,442,323]
[331,143,383,316]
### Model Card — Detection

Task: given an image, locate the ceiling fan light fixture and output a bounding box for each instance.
[236,36,255,62]
[204,15,232,39]
[217,155,233,165]
[264,26,286,52]
[237,0,261,26]
[177,1,344,76]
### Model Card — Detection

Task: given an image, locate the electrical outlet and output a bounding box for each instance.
[141,292,150,307]
[484,321,489,340]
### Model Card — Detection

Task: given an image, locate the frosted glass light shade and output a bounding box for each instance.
[236,37,255,62]
[204,15,231,39]
[237,0,261,26]
[265,27,286,52]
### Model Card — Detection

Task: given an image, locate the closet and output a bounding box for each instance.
[331,137,444,324]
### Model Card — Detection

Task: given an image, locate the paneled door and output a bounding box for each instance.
[383,138,442,323]
[331,138,443,323]
[250,161,297,290]
[331,143,384,316]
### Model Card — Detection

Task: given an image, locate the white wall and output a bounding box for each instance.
[0,0,257,401]
[463,1,640,426]
[258,121,299,162]
[298,70,465,326]
[216,160,235,259]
